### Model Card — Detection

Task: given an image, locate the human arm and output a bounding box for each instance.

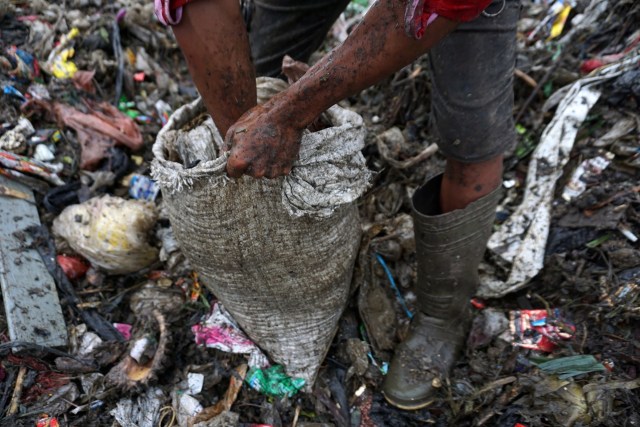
[225,0,459,178]
[171,0,256,137]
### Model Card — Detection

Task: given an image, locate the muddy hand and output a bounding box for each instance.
[225,99,305,179]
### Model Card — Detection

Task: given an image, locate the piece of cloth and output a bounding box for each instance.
[405,1,439,40]
[154,0,195,25]
[405,0,494,39]
[428,0,519,163]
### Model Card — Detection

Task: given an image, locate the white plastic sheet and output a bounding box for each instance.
[479,55,640,298]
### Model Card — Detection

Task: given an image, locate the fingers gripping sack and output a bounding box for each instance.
[151,78,371,386]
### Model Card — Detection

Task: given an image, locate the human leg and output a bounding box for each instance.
[441,155,503,212]
[382,0,520,409]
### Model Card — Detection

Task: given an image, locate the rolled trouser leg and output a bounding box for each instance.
[245,0,350,77]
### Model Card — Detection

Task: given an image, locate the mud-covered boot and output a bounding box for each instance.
[382,174,501,410]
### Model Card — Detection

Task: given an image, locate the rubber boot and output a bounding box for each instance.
[382,174,501,410]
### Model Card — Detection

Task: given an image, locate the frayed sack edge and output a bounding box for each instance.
[151,87,372,218]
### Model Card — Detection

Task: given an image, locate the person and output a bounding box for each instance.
[156,0,519,410]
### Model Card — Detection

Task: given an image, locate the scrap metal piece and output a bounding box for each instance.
[0,175,67,348]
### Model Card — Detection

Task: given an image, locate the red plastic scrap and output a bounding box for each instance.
[470,297,486,310]
[6,354,49,371]
[36,415,60,427]
[113,323,132,341]
[23,372,69,403]
[509,309,575,352]
[580,33,640,74]
[57,254,89,280]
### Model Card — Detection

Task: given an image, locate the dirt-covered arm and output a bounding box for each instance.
[226,0,458,178]
[171,0,256,137]
[281,1,458,128]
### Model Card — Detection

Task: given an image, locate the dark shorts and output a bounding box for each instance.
[244,0,351,78]
[429,0,520,163]
[245,0,519,163]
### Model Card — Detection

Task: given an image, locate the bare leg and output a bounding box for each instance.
[172,0,256,136]
[440,155,503,212]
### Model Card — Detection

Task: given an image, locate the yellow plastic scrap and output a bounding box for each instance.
[126,48,137,67]
[50,48,78,79]
[47,27,81,79]
[62,27,80,43]
[548,4,572,40]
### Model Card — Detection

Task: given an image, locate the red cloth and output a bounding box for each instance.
[407,0,493,39]
[170,0,193,11]
[429,0,494,22]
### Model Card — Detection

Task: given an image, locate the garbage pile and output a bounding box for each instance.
[0,0,638,426]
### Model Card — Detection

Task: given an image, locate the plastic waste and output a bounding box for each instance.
[56,254,89,280]
[246,365,306,398]
[34,144,55,162]
[0,46,39,82]
[534,355,606,379]
[36,415,60,427]
[111,387,166,427]
[562,153,615,201]
[2,84,26,102]
[52,195,158,274]
[0,117,34,152]
[113,323,132,341]
[72,70,96,93]
[0,149,64,185]
[44,27,80,79]
[154,100,172,126]
[480,54,640,298]
[509,309,575,352]
[192,302,269,369]
[53,101,143,170]
[174,392,204,426]
[129,175,160,201]
[187,373,204,395]
[49,47,78,79]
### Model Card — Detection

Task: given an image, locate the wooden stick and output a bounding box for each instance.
[7,366,27,416]
[515,68,538,88]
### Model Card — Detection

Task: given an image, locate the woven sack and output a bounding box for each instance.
[152,78,370,385]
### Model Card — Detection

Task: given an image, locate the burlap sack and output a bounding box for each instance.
[151,78,370,385]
